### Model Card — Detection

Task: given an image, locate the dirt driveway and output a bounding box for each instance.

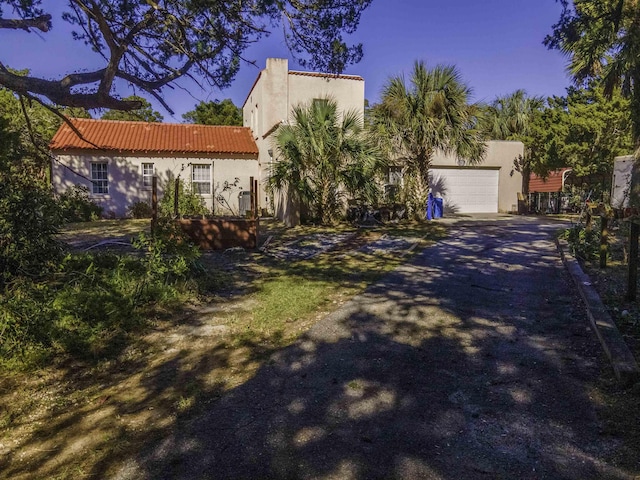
[114,217,635,479]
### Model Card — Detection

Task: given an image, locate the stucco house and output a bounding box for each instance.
[50,119,259,218]
[243,57,365,221]
[423,141,524,214]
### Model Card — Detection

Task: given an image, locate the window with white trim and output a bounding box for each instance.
[192,164,211,194]
[142,162,154,187]
[91,162,108,194]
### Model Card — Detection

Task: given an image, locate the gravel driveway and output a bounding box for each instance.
[115,217,635,480]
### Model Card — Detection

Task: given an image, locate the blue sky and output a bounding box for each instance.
[2,1,570,121]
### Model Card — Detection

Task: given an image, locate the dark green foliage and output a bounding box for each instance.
[0,120,62,285]
[545,0,640,148]
[182,99,242,126]
[0,220,203,364]
[561,224,601,262]
[128,201,153,219]
[481,90,544,142]
[0,85,91,169]
[525,84,632,192]
[56,185,103,223]
[269,98,384,225]
[374,61,485,219]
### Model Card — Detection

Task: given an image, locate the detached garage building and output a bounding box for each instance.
[429,140,524,214]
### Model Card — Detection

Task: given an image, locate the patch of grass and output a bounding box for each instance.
[232,222,446,350]
[347,380,363,390]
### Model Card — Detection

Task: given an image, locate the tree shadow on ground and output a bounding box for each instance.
[1,218,631,479]
[104,218,629,479]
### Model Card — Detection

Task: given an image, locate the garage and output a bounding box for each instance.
[429,167,500,214]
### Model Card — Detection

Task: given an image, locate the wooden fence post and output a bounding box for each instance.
[151,175,158,233]
[627,221,639,300]
[249,176,255,218]
[600,216,608,269]
[254,178,259,218]
[174,177,180,218]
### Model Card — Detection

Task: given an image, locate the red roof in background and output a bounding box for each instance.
[529,168,572,193]
[50,118,258,156]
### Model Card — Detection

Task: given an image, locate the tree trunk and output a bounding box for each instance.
[413,150,431,220]
[522,162,531,196]
[284,185,301,228]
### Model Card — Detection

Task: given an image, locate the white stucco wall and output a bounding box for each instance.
[51,151,259,218]
[287,74,365,120]
[242,58,365,219]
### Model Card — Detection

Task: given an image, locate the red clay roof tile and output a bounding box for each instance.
[49,118,258,156]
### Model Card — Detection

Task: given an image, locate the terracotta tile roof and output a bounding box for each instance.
[288,70,364,81]
[50,118,258,156]
[529,168,571,193]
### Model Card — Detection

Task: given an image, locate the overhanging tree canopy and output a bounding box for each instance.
[545,0,640,150]
[0,0,371,113]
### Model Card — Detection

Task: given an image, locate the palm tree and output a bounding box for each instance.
[482,90,543,141]
[481,90,544,194]
[268,98,384,226]
[374,61,485,219]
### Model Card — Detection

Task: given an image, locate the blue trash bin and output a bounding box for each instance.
[433,197,444,218]
[426,193,434,220]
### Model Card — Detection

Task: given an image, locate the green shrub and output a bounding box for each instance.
[0,221,204,364]
[159,175,208,217]
[128,200,153,219]
[0,150,62,285]
[0,279,55,357]
[51,254,140,357]
[57,185,103,222]
[561,224,601,261]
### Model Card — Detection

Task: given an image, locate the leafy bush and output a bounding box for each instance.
[0,279,55,356]
[128,200,153,219]
[57,185,103,222]
[159,175,208,217]
[0,139,62,285]
[0,218,204,365]
[560,224,601,261]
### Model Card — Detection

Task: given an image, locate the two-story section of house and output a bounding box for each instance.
[243,58,365,223]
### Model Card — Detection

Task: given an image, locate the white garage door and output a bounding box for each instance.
[430,168,499,213]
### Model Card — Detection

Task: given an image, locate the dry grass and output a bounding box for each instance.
[56,219,150,247]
